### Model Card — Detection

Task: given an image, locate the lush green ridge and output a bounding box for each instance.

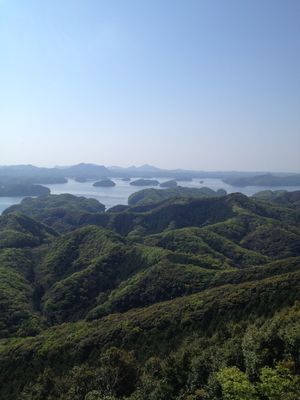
[253,189,300,207]
[1,274,299,399]
[128,186,227,206]
[0,191,299,399]
[4,194,106,233]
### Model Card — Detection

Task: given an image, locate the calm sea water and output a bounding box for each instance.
[0,177,300,214]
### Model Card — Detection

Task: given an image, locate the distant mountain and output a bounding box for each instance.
[130,164,162,172]
[0,163,109,184]
[1,163,299,186]
[108,165,276,180]
[0,165,67,184]
[108,164,161,172]
[60,163,109,179]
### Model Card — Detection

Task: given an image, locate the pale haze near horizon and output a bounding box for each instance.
[0,0,299,172]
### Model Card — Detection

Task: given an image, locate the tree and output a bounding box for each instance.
[216,367,258,400]
[85,392,116,400]
[259,361,300,400]
[97,347,138,397]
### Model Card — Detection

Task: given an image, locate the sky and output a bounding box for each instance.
[0,0,299,172]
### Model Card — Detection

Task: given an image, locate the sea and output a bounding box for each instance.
[1,177,300,214]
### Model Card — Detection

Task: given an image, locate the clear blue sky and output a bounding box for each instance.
[0,0,299,171]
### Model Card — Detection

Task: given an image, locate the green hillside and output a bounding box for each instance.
[128,186,227,206]
[0,191,299,399]
[4,194,106,233]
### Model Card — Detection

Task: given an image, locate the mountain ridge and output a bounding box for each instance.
[0,191,299,399]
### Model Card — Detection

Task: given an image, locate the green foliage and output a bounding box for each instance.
[42,244,148,323]
[144,226,268,268]
[4,194,106,233]
[37,226,123,287]
[0,256,43,337]
[253,189,299,205]
[128,186,226,206]
[0,213,56,249]
[0,191,299,398]
[259,361,300,400]
[216,367,258,400]
[216,361,300,400]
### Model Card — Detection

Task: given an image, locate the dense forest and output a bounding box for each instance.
[0,190,300,399]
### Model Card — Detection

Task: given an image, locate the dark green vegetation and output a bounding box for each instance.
[160,180,178,188]
[253,189,300,207]
[128,186,227,206]
[0,190,300,399]
[224,173,300,187]
[0,183,50,197]
[130,179,160,187]
[93,179,116,187]
[4,194,106,233]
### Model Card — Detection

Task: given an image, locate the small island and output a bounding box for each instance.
[93,179,116,187]
[121,177,131,182]
[130,179,160,187]
[160,180,178,188]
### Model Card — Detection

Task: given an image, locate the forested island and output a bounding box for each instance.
[0,189,299,399]
[93,179,116,187]
[130,178,160,186]
[0,183,50,197]
[224,173,300,187]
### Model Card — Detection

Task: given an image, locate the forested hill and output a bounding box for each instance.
[223,173,300,187]
[0,191,300,399]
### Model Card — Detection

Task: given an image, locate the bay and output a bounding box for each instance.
[1,178,300,214]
